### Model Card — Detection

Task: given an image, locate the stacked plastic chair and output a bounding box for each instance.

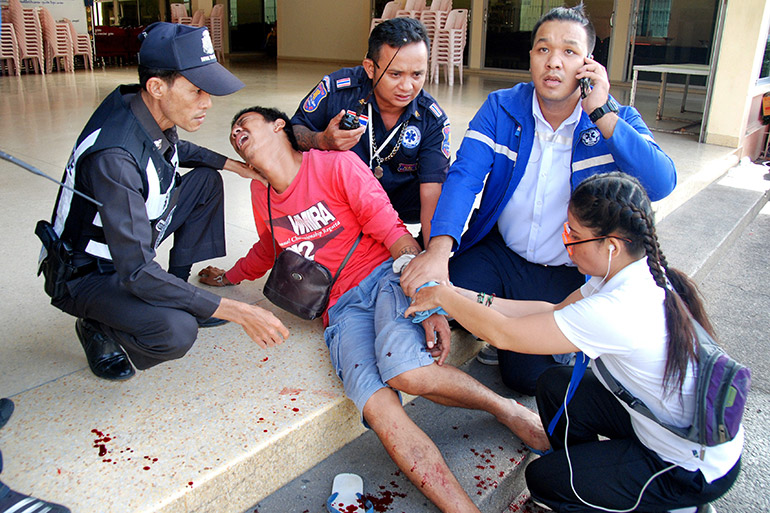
[170,3,192,25]
[1,21,22,75]
[7,0,44,74]
[21,8,45,73]
[65,18,93,70]
[191,9,206,27]
[420,0,451,55]
[209,4,225,61]
[38,6,73,73]
[370,1,404,33]
[396,0,426,19]
[430,8,467,86]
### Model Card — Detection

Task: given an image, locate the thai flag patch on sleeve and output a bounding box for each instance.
[429,102,444,118]
[336,77,352,89]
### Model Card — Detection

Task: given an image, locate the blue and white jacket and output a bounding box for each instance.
[431,82,677,254]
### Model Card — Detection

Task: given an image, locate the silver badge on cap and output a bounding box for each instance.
[201,30,215,62]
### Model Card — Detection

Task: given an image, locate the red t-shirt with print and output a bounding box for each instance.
[225,149,409,324]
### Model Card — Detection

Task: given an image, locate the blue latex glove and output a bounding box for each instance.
[410,281,449,324]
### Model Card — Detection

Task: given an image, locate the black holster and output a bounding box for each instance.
[35,220,76,300]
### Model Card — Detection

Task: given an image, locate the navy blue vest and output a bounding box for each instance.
[52,85,179,262]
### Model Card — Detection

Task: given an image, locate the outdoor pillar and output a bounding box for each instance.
[276,0,367,61]
[191,0,212,17]
[467,0,483,70]
[705,0,770,149]
[607,0,633,83]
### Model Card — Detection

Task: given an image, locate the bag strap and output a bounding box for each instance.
[267,187,362,285]
[332,231,363,283]
[547,352,589,435]
[594,357,689,440]
[266,187,280,264]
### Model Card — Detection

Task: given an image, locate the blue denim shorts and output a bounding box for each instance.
[324,260,436,416]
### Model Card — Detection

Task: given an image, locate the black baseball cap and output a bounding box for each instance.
[138,22,244,96]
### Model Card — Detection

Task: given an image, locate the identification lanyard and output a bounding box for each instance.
[367,103,406,179]
[547,352,589,435]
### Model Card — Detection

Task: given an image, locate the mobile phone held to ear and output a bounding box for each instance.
[579,77,591,99]
[580,55,594,99]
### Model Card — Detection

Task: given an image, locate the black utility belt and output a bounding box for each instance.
[70,261,98,279]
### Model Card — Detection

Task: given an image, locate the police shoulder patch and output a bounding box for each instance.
[580,128,601,147]
[303,79,329,113]
[441,123,451,158]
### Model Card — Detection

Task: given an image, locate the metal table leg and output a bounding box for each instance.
[656,72,667,120]
[630,69,639,107]
[681,74,691,113]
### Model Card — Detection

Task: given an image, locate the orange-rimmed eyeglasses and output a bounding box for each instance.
[562,222,632,256]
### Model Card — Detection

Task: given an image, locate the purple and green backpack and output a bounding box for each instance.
[596,319,750,455]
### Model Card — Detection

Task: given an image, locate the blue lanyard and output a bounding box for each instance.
[547,352,590,435]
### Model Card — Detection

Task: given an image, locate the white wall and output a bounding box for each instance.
[276,0,368,62]
[8,0,89,33]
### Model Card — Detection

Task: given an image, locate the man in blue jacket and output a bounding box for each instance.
[402,5,676,395]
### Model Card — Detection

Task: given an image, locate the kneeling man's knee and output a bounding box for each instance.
[136,312,199,368]
[164,314,199,360]
[195,166,224,188]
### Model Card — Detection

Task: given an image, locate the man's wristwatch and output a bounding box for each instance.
[589,98,619,123]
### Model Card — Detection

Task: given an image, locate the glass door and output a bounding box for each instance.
[229,0,274,52]
[629,0,720,85]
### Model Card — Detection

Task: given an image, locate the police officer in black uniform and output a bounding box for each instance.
[46,23,289,381]
[291,17,450,245]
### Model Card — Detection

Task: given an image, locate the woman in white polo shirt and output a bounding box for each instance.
[406,172,742,512]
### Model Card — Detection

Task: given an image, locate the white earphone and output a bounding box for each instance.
[609,244,615,252]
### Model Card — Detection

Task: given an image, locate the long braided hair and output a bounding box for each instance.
[569,172,714,393]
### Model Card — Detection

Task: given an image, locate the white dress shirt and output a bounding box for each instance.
[497,95,583,266]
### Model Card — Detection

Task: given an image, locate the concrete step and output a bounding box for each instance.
[252,358,537,513]
[650,137,740,222]
[656,158,770,284]
[0,287,482,513]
